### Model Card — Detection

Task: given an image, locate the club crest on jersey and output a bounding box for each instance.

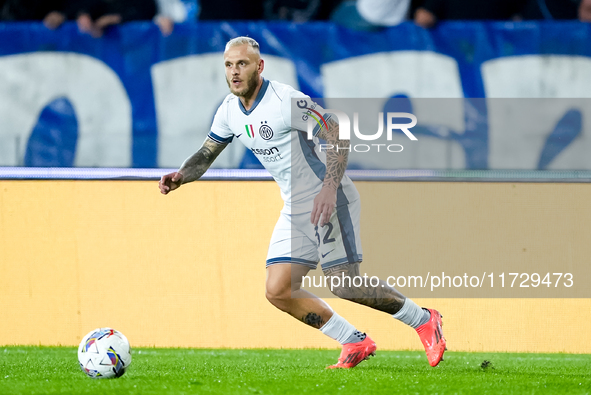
[259,121,273,140]
[244,124,255,138]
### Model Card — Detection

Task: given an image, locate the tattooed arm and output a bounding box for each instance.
[310,117,349,226]
[317,117,350,191]
[158,137,227,194]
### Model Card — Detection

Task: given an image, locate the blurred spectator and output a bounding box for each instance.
[520,0,589,21]
[71,0,157,37]
[200,0,340,22]
[581,0,591,21]
[520,0,578,19]
[357,0,410,26]
[331,0,410,31]
[199,0,263,20]
[263,0,341,22]
[414,0,525,28]
[0,0,69,29]
[155,0,190,36]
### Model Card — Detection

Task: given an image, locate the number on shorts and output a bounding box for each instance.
[314,223,336,245]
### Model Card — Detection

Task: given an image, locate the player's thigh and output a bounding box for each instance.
[265,212,319,296]
[266,212,319,269]
[266,263,313,296]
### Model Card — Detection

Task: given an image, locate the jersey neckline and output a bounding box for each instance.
[238,78,269,116]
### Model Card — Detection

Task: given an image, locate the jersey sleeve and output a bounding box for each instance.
[280,89,331,137]
[207,101,234,144]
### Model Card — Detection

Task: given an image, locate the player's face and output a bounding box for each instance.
[224,44,262,98]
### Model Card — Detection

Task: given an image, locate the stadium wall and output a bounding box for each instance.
[0,180,589,353]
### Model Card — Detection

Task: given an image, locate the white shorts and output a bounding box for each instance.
[266,200,363,270]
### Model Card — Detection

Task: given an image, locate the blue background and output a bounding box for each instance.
[1,21,590,168]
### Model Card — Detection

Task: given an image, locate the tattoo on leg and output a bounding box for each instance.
[303,313,325,329]
[323,263,406,315]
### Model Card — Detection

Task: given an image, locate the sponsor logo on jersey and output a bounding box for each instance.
[259,121,273,140]
[251,146,284,162]
[251,147,279,156]
[321,249,335,258]
[244,124,255,138]
[299,102,329,133]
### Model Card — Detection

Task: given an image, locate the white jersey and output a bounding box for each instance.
[208,79,359,214]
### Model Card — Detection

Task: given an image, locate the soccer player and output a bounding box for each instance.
[159,36,446,368]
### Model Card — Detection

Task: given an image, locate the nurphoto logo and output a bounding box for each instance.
[298,100,418,153]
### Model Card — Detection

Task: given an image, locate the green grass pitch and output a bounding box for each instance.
[1,347,590,394]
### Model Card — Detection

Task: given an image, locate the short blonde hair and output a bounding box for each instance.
[225,36,260,54]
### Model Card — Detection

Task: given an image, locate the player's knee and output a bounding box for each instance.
[325,273,359,300]
[265,281,290,308]
[330,286,352,300]
[323,263,362,300]
[328,282,356,300]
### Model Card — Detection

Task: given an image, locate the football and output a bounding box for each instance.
[77,328,132,379]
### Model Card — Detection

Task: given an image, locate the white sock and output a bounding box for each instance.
[392,298,431,329]
[319,312,363,344]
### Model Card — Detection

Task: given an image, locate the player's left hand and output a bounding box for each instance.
[311,186,337,226]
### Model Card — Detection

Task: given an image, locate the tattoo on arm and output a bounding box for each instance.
[178,138,227,184]
[316,117,349,191]
[303,312,325,329]
[323,263,406,315]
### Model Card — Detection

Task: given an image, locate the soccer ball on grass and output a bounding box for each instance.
[78,328,132,379]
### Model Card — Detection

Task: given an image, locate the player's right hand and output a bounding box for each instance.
[159,172,184,194]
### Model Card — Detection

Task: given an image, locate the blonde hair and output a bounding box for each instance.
[225,36,260,54]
